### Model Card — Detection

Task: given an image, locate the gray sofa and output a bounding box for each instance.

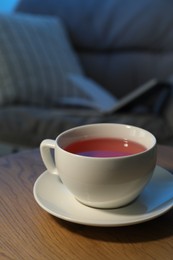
[0,0,173,154]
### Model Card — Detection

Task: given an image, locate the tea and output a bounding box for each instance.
[64,138,146,157]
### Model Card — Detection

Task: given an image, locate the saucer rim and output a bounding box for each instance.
[33,166,173,227]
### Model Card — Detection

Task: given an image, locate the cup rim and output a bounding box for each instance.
[56,123,157,159]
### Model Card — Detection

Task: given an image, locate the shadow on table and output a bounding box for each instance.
[52,209,173,243]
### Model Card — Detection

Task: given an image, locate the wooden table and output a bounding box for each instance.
[0,145,173,260]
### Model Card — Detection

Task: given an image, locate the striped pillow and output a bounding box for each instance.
[0,13,89,107]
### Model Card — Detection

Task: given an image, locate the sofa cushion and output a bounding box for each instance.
[0,13,91,107]
[0,13,118,110]
[16,0,173,51]
[16,0,173,98]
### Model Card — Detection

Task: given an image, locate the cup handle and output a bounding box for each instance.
[40,139,58,175]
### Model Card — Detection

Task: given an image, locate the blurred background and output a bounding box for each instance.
[0,0,19,13]
[0,0,173,157]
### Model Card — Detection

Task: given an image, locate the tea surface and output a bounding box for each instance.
[64,138,146,157]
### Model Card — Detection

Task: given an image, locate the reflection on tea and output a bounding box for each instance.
[64,138,146,157]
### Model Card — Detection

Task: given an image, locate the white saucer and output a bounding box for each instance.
[33,166,173,227]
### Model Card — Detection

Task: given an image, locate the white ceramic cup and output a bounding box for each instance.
[40,123,157,209]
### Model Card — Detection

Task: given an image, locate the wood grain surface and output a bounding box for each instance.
[0,146,173,260]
